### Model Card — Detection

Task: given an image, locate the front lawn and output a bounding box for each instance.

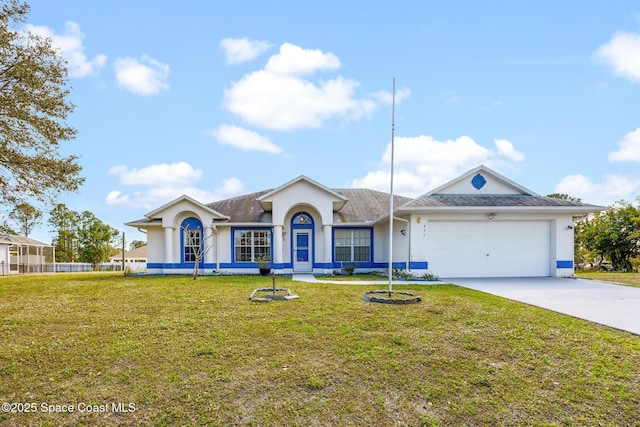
[1,273,639,426]
[576,271,640,288]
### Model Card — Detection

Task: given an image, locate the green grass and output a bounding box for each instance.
[576,270,640,288]
[1,273,639,426]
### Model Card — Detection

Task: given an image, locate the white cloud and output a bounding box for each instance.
[114,55,170,96]
[265,43,340,76]
[23,21,107,78]
[494,139,525,162]
[596,31,640,83]
[208,124,282,154]
[215,177,245,195]
[106,162,245,210]
[608,128,640,162]
[110,162,202,187]
[371,87,412,105]
[351,135,524,197]
[555,174,640,206]
[220,37,272,64]
[223,42,379,131]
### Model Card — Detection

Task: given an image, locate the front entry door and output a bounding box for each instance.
[293,230,312,272]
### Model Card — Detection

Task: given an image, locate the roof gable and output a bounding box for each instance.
[144,195,229,220]
[256,175,348,212]
[400,165,604,213]
[426,165,537,196]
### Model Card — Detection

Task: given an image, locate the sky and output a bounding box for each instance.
[12,1,640,245]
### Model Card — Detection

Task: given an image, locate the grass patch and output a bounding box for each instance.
[316,273,386,281]
[576,271,640,288]
[1,273,639,426]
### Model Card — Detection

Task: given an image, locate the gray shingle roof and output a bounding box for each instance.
[127,186,602,228]
[333,189,412,223]
[402,194,599,208]
[203,188,410,224]
[206,190,273,223]
[0,234,52,246]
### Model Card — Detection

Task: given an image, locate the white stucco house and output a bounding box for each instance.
[125,165,602,278]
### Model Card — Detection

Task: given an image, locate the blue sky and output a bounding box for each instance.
[17,1,640,245]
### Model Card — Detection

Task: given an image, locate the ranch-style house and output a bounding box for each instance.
[125,165,602,278]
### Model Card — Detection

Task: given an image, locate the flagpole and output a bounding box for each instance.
[388,78,396,296]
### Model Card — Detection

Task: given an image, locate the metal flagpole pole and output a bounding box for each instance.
[388,78,396,296]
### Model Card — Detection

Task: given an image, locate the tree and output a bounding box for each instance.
[547,193,582,203]
[8,201,41,236]
[129,240,145,250]
[0,0,83,207]
[48,203,79,262]
[0,217,15,234]
[76,211,119,269]
[181,223,214,280]
[575,200,640,272]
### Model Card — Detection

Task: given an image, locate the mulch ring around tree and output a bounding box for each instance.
[362,290,422,305]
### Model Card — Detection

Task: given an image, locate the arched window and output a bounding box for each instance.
[292,212,313,229]
[181,217,203,264]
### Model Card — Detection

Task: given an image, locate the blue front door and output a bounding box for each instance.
[293,230,312,272]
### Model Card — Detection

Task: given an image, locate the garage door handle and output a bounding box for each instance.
[486,253,490,257]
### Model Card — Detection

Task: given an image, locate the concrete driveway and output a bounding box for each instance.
[448,277,640,335]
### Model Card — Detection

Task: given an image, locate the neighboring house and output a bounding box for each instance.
[108,245,148,271]
[125,165,603,278]
[0,234,55,274]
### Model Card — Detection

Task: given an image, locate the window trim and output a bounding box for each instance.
[232,228,272,263]
[180,217,203,264]
[333,227,372,263]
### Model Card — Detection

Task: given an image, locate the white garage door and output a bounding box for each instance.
[426,221,551,278]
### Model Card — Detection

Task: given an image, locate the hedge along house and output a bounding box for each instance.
[125,165,603,278]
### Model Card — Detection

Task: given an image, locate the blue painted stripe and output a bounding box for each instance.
[409,261,428,270]
[556,260,574,269]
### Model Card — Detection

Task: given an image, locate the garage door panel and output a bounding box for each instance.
[426,221,550,278]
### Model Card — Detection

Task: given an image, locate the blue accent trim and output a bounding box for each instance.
[230,226,273,265]
[292,212,314,229]
[471,173,487,190]
[180,217,204,267]
[556,260,574,269]
[291,212,315,269]
[409,261,428,270]
[331,227,374,263]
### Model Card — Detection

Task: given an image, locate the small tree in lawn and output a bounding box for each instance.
[181,223,214,280]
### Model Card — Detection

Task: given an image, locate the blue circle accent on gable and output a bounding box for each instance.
[471,173,486,190]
